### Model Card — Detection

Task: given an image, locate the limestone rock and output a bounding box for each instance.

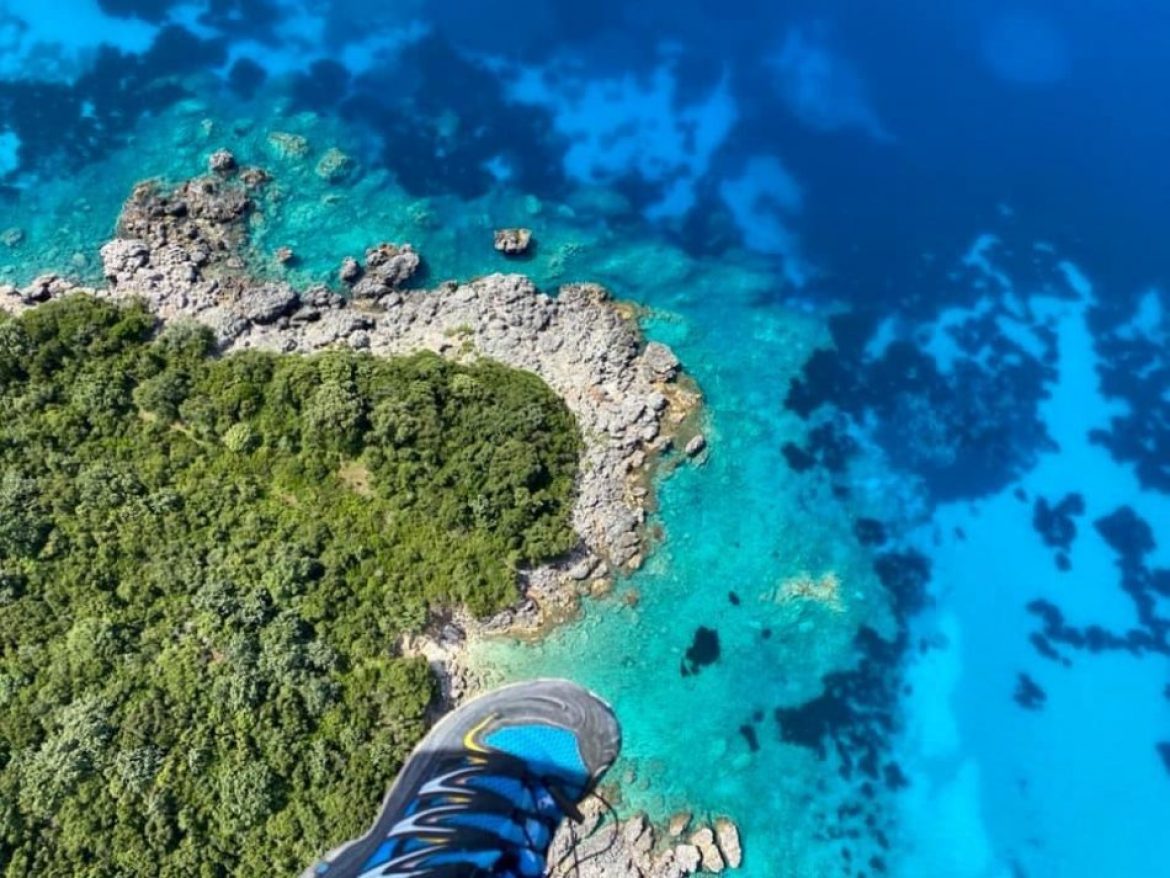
[100,238,150,279]
[643,341,680,380]
[208,149,237,174]
[673,844,702,873]
[494,227,533,255]
[20,274,73,304]
[668,812,692,838]
[235,283,299,324]
[685,434,707,457]
[689,827,725,873]
[200,306,249,344]
[568,556,596,581]
[623,812,654,856]
[339,257,362,284]
[352,243,420,297]
[715,819,742,869]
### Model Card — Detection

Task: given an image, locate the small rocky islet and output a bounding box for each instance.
[1,151,738,877]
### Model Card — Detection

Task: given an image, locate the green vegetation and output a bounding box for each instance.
[0,297,582,876]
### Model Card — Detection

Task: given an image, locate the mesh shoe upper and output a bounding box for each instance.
[306,679,621,878]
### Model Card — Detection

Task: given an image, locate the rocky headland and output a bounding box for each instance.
[2,161,699,644]
[0,156,733,876]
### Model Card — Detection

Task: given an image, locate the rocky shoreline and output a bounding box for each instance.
[0,157,733,877]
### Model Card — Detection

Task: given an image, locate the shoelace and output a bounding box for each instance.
[366,751,583,878]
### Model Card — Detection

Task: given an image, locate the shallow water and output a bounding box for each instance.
[2,1,1169,875]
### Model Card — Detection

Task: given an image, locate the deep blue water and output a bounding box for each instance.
[2,2,1169,876]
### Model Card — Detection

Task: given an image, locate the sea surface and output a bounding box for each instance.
[2,2,1168,876]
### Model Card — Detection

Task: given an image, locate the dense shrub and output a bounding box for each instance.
[0,296,581,875]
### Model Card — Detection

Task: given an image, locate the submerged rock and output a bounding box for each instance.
[1,227,24,247]
[266,130,310,160]
[316,147,355,183]
[239,166,272,188]
[685,434,707,457]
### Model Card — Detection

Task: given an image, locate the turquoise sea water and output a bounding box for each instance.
[3,2,1169,875]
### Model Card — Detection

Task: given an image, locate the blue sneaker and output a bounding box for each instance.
[304,679,621,878]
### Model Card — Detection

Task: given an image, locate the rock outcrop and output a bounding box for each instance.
[494,227,533,255]
[547,801,743,878]
[715,818,743,870]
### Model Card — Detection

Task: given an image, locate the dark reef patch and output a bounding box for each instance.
[789,625,910,872]
[1028,625,1071,667]
[1014,673,1047,710]
[99,0,281,40]
[1026,505,1169,662]
[739,723,760,752]
[872,550,931,620]
[1090,311,1170,494]
[98,0,179,22]
[782,441,816,473]
[774,626,901,780]
[783,309,1056,503]
[1094,506,1156,561]
[228,57,267,99]
[776,547,933,871]
[680,626,721,676]
[1158,743,1170,777]
[1033,492,1084,551]
[883,762,908,790]
[336,33,568,201]
[1032,492,1085,571]
[854,518,888,547]
[0,26,226,180]
[291,59,351,112]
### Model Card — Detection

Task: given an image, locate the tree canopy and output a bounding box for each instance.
[0,296,581,876]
